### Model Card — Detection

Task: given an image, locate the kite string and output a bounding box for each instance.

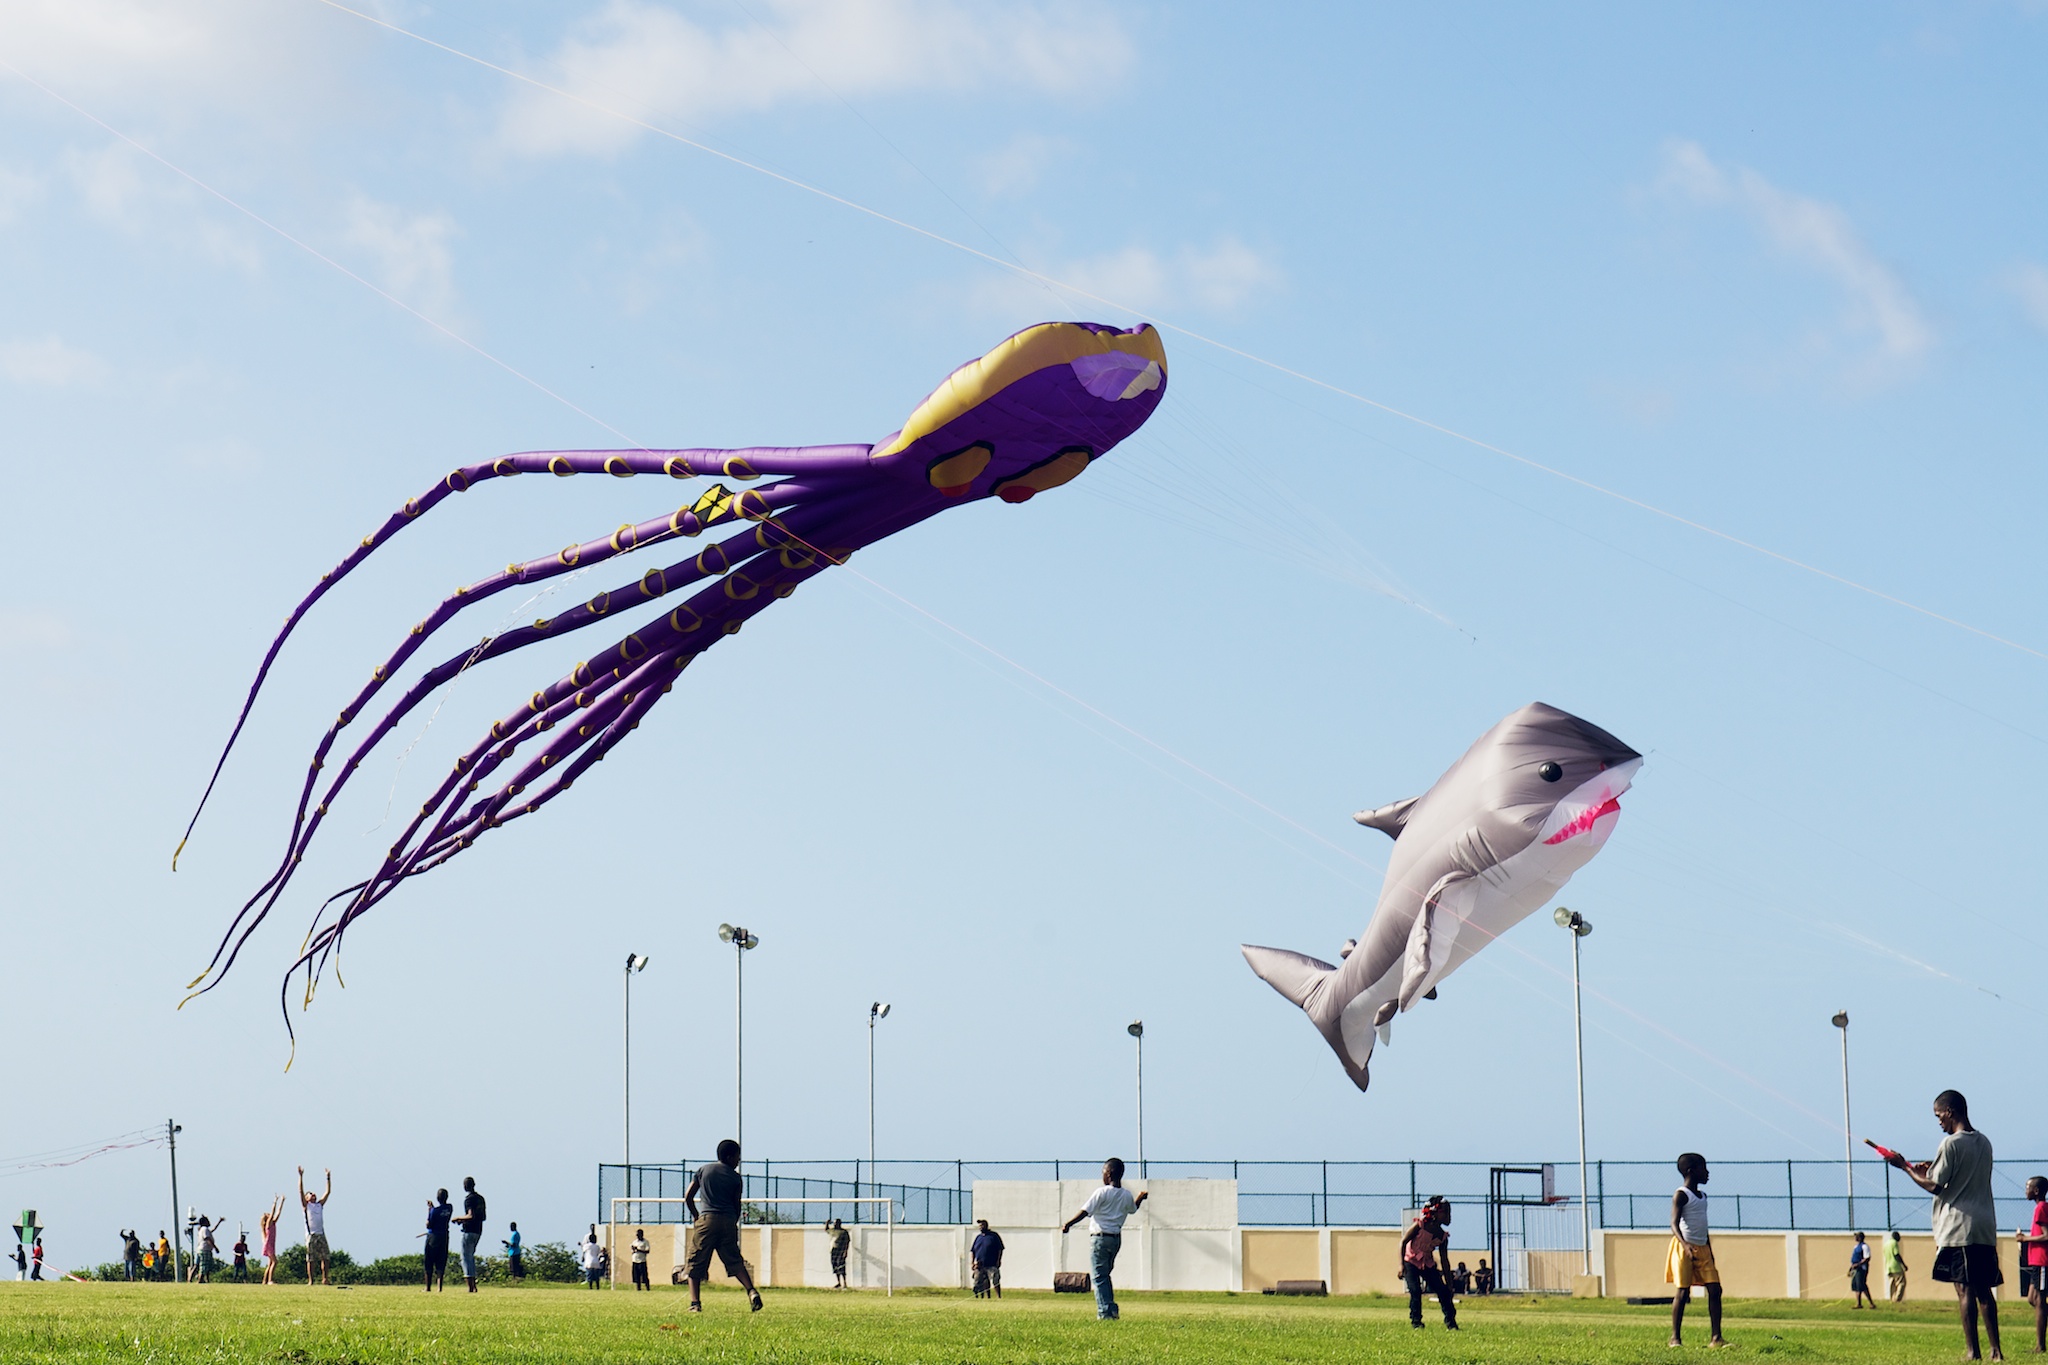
[0,45,1943,1136]
[0,56,661,463]
[294,0,2046,665]
[0,1127,166,1175]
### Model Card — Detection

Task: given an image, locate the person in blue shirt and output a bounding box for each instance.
[423,1189,453,1292]
[502,1223,524,1279]
[1849,1230,1875,1309]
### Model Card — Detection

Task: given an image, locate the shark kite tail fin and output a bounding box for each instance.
[1240,944,1337,1010]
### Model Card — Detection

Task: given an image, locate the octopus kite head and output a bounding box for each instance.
[176,321,1168,1045]
[870,321,1167,503]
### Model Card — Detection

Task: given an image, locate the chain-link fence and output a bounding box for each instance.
[600,1156,2048,1232]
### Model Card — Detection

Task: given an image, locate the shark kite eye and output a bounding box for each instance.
[1538,761,1563,783]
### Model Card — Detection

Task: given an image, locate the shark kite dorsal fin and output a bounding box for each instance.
[1240,944,1337,1010]
[1353,796,1419,839]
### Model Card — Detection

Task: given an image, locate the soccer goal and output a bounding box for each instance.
[608,1195,897,1295]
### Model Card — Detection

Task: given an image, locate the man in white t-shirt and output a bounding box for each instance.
[297,1166,332,1286]
[1060,1158,1148,1320]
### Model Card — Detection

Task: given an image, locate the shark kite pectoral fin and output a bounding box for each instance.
[1398,871,1472,1009]
[1241,944,1337,1010]
[1353,796,1419,839]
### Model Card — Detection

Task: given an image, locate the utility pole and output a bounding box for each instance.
[166,1118,184,1283]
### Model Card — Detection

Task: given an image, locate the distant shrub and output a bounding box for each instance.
[273,1242,357,1283]
[518,1241,582,1283]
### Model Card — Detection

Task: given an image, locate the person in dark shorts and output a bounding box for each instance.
[1886,1089,2002,1362]
[1849,1231,1874,1308]
[683,1140,762,1313]
[1398,1196,1457,1331]
[971,1219,1004,1299]
[2018,1176,2048,1353]
[423,1189,453,1291]
[630,1228,651,1289]
[503,1223,524,1279]
[232,1229,250,1282]
[827,1218,850,1289]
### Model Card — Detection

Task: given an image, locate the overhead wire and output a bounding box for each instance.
[0,39,1953,1144]
[291,0,2048,665]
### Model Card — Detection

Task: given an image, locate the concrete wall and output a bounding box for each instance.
[613,1185,2039,1302]
[1602,1230,2028,1301]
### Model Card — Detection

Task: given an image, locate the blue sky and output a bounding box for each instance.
[3,1,2046,1265]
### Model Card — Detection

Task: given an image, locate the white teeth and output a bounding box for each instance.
[1537,758,1641,842]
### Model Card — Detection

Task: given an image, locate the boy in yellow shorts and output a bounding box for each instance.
[1667,1152,1725,1348]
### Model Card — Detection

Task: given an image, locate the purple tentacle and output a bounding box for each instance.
[189,490,869,987]
[176,446,869,866]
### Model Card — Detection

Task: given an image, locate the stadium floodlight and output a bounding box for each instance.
[868,1002,892,1215]
[720,925,759,1146]
[1554,907,1592,1276]
[1129,1020,1146,1175]
[624,952,651,1172]
[1833,1010,1854,1228]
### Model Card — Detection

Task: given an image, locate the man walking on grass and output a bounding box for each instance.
[1060,1158,1147,1321]
[683,1140,763,1313]
[1886,1089,2003,1362]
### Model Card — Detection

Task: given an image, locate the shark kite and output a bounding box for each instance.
[1243,702,1640,1091]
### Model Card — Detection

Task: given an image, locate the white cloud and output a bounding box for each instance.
[0,0,359,118]
[61,142,146,220]
[1658,140,1931,382]
[0,609,78,654]
[343,194,461,320]
[2008,261,2048,334]
[500,0,1132,157]
[0,335,108,386]
[978,133,1068,198]
[0,164,45,225]
[974,237,1281,320]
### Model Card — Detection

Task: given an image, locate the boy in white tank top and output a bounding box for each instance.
[1666,1152,1725,1348]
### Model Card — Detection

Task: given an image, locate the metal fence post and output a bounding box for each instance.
[1322,1161,1329,1226]
[1410,1161,1417,1212]
[1786,1160,1796,1230]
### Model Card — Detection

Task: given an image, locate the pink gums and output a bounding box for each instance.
[1543,796,1622,846]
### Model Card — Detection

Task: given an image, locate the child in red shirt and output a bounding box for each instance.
[2017,1176,2048,1353]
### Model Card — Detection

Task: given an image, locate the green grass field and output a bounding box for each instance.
[0,1282,2015,1363]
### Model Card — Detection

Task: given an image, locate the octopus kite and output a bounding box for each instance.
[181,322,1167,1024]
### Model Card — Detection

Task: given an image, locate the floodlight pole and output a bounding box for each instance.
[1555,907,1593,1276]
[869,1003,890,1218]
[624,953,648,1170]
[166,1118,184,1283]
[735,939,745,1148]
[718,927,757,1149]
[1129,1021,1146,1177]
[1834,1010,1854,1229]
